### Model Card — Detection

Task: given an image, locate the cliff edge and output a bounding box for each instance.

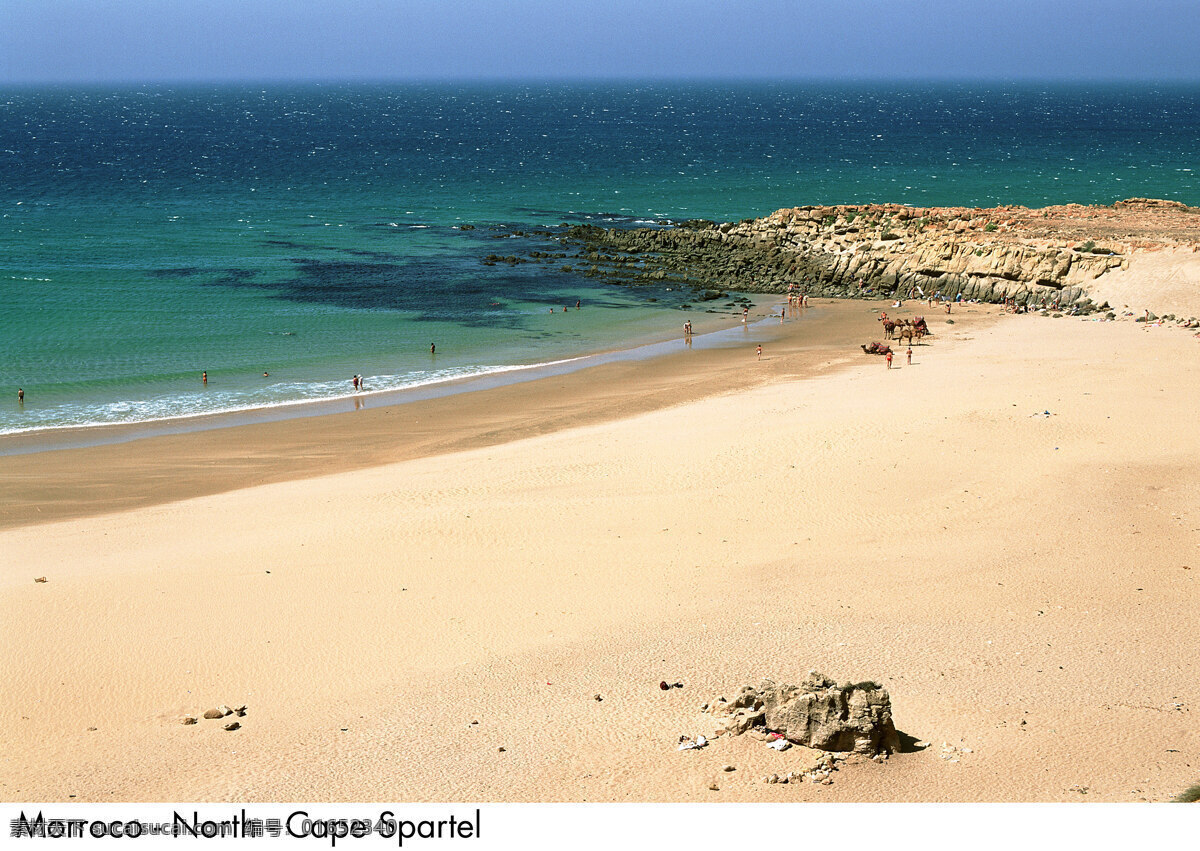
[557,199,1200,317]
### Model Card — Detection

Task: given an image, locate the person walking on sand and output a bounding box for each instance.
[906,347,912,365]
[886,350,893,369]
[756,344,762,360]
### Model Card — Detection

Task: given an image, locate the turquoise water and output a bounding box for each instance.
[3,82,1199,435]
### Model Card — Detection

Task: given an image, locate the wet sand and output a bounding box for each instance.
[0,299,861,529]
[2,300,1198,804]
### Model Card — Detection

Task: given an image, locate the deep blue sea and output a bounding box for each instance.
[3,81,1199,436]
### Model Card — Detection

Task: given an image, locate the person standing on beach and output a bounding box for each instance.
[886,351,893,369]
[906,347,912,365]
[742,306,748,323]
[756,344,762,360]
[352,375,359,391]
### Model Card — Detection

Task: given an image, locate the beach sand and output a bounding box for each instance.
[2,300,1198,803]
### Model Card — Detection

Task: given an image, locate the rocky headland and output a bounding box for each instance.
[519,198,1200,317]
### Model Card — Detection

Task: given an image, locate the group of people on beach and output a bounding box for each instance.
[1002,296,1062,314]
[786,284,810,309]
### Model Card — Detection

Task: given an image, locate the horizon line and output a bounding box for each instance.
[4,74,1200,89]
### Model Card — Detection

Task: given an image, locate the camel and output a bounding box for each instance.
[861,342,892,356]
[896,326,916,345]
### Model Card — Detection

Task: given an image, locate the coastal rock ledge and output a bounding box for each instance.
[710,673,901,755]
[556,199,1200,313]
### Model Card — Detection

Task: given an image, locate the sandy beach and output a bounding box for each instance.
[2,299,1198,803]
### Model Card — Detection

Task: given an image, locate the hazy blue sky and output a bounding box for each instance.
[2,0,1197,84]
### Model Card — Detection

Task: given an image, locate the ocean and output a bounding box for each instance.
[3,81,1199,437]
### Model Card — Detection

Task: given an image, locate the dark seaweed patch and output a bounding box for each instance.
[262,238,399,263]
[146,266,203,278]
[212,268,259,286]
[195,244,686,331]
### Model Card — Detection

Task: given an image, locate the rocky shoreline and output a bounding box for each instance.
[497,198,1200,316]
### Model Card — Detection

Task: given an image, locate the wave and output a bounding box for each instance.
[0,357,587,438]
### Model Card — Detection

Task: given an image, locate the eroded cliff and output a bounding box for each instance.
[550,199,1200,313]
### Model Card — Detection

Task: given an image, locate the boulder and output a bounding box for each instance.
[711,672,900,755]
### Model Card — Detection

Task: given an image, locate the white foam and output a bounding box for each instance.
[0,357,588,438]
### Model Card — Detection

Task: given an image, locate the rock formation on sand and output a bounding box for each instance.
[534,199,1200,314]
[709,673,901,755]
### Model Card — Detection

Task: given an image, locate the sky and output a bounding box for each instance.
[1,0,1198,85]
